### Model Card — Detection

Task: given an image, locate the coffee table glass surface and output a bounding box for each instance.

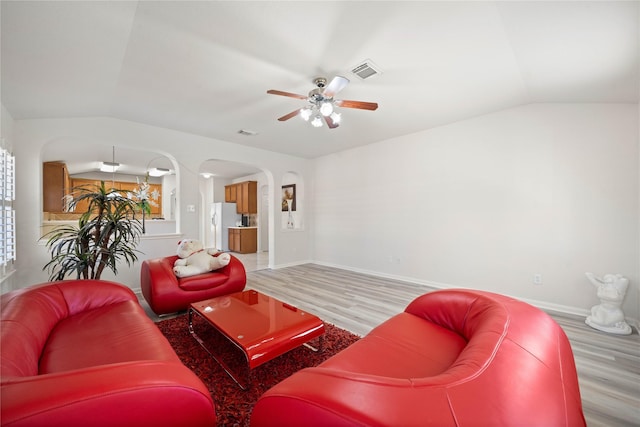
[188,289,325,387]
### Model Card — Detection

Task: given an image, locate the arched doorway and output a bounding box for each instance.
[198,159,269,272]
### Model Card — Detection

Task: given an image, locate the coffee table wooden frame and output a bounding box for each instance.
[188,290,325,389]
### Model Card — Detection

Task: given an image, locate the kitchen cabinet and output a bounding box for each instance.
[119,182,163,216]
[68,178,162,216]
[147,184,162,215]
[68,179,102,213]
[237,181,257,214]
[228,227,257,254]
[43,162,70,212]
[224,184,237,203]
[225,181,257,214]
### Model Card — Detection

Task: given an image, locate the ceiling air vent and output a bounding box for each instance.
[237,129,258,136]
[351,59,382,80]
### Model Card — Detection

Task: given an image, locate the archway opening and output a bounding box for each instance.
[198,159,270,272]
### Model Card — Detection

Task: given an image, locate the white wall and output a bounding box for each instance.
[12,117,313,291]
[313,104,639,322]
[213,177,231,203]
[198,175,214,246]
[1,105,13,146]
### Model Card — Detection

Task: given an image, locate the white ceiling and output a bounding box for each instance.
[2,1,638,173]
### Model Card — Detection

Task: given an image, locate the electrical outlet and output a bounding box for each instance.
[533,274,543,285]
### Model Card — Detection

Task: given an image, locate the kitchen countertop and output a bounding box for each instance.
[228,226,257,229]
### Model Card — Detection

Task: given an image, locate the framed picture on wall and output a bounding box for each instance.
[282,184,296,212]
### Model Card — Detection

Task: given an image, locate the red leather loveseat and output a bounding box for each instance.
[1,280,216,427]
[141,253,246,315]
[251,289,586,427]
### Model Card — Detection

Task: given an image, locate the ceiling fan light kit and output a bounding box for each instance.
[300,107,313,121]
[320,101,333,116]
[311,116,323,127]
[268,75,378,130]
[100,161,120,173]
[148,167,170,177]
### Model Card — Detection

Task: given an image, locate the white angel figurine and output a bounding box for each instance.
[585,272,632,335]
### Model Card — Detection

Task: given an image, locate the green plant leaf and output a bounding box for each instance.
[41,181,144,281]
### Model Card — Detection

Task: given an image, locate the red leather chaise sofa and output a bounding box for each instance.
[251,289,586,427]
[1,280,216,427]
[141,253,246,315]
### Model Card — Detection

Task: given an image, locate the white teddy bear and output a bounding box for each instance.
[173,239,231,278]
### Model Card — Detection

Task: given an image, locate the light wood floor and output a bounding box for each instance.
[229,251,270,272]
[245,263,640,427]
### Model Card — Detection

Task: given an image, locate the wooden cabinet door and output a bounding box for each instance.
[236,183,245,213]
[43,162,69,212]
[119,182,162,217]
[239,228,257,253]
[234,181,257,214]
[148,184,162,216]
[229,228,240,252]
[228,228,256,253]
[118,182,138,196]
[225,185,237,203]
[68,178,100,213]
[243,181,257,214]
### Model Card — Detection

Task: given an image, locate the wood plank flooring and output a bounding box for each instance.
[245,263,640,427]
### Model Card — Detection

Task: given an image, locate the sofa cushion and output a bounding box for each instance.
[39,300,179,374]
[178,272,229,291]
[321,312,467,378]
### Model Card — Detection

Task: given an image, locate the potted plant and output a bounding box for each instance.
[127,173,159,234]
[42,181,143,281]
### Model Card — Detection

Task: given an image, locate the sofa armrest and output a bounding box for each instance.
[220,254,247,284]
[140,256,180,306]
[1,361,216,427]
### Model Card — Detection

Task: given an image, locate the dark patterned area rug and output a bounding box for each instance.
[156,314,360,427]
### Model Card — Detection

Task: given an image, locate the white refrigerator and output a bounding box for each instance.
[211,202,240,252]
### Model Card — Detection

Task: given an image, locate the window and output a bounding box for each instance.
[0,147,16,276]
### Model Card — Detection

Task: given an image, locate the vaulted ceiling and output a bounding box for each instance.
[2,1,638,160]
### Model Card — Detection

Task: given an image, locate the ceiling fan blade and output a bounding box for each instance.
[323,114,340,129]
[277,109,300,121]
[336,99,379,111]
[267,89,307,100]
[323,76,349,98]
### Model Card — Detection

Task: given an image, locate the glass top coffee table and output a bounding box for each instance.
[188,289,325,389]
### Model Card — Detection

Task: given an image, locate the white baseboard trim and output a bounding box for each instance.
[271,259,313,270]
[312,261,639,331]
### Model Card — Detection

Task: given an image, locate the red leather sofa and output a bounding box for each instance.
[1,280,216,427]
[251,289,586,427]
[141,253,246,315]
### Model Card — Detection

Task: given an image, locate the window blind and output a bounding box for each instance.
[0,147,16,272]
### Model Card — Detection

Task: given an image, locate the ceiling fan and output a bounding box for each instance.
[267,76,378,129]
